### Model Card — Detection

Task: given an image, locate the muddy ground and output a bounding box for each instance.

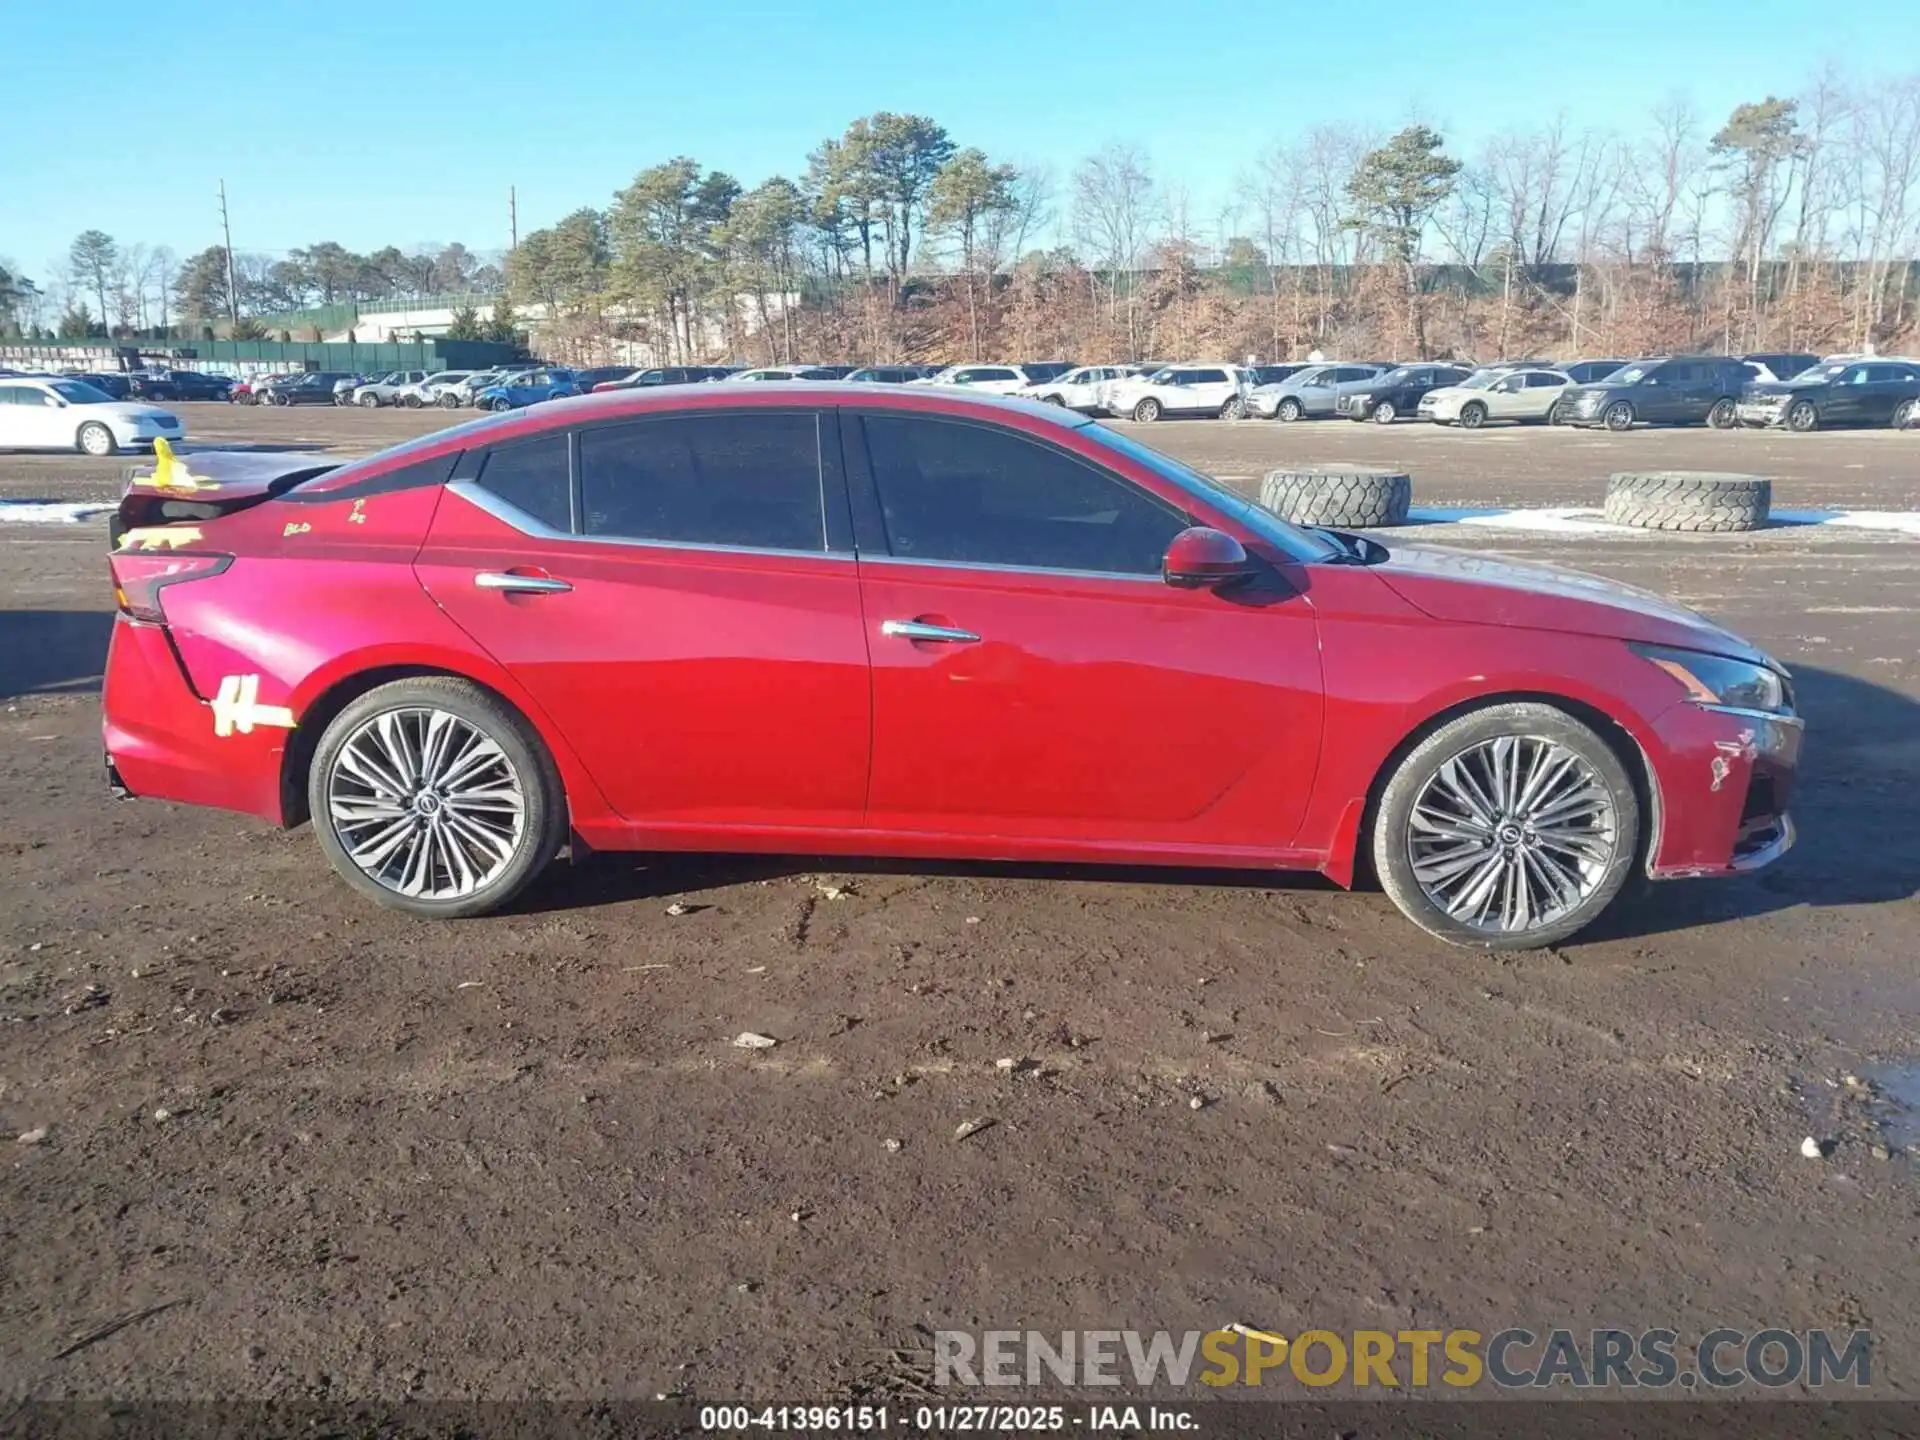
[1,407,1918,1411]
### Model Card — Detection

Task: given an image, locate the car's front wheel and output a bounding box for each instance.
[308,677,566,919]
[76,422,116,456]
[1603,401,1636,431]
[358,391,380,408]
[1275,397,1303,422]
[1787,400,1819,432]
[1132,398,1161,422]
[1458,401,1487,429]
[1371,702,1640,950]
[489,396,514,412]
[1372,400,1397,424]
[439,392,461,408]
[403,394,424,409]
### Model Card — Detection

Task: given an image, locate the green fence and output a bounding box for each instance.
[0,338,525,375]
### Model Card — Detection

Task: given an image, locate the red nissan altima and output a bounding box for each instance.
[100,387,1801,949]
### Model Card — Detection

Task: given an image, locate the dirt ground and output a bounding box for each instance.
[2,404,1918,1412]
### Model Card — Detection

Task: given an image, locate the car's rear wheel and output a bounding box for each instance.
[1707,397,1737,429]
[1895,398,1920,429]
[1275,397,1303,422]
[309,678,566,919]
[1787,400,1819,432]
[1603,401,1636,431]
[1132,398,1161,422]
[1371,702,1640,950]
[1220,396,1247,420]
[76,422,117,456]
[1458,401,1487,429]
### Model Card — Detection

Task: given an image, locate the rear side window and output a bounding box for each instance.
[476,435,571,532]
[1190,369,1229,384]
[1525,372,1567,388]
[579,412,825,552]
[861,414,1185,575]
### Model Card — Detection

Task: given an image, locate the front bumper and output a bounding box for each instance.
[1645,703,1803,880]
[1736,401,1787,427]
[1247,395,1282,418]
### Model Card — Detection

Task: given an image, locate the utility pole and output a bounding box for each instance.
[217,180,239,326]
[509,185,518,251]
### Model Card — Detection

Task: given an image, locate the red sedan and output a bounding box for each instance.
[100,390,1802,949]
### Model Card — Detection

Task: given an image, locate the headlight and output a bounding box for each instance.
[1350,393,1371,405]
[1633,643,1792,714]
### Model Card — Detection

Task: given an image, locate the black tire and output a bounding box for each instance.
[489,397,514,412]
[1275,397,1304,423]
[1548,398,1570,425]
[1132,398,1161,422]
[307,677,567,919]
[1458,401,1488,430]
[1602,471,1772,532]
[1895,398,1920,429]
[75,421,116,457]
[1372,400,1397,424]
[1220,396,1247,420]
[439,392,461,408]
[1706,397,1737,429]
[403,394,424,409]
[1787,400,1818,433]
[358,391,381,408]
[1603,401,1635,431]
[1258,467,1412,528]
[1372,702,1641,950]
[1040,393,1066,406]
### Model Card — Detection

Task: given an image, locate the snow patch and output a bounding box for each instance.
[0,501,115,524]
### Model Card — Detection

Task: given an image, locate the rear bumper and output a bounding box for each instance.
[101,616,289,825]
[1645,702,1803,880]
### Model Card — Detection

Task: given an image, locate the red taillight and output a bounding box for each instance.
[109,551,231,623]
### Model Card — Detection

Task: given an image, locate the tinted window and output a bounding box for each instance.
[1525,372,1567,388]
[862,415,1185,575]
[477,435,571,532]
[580,412,825,552]
[1190,369,1229,384]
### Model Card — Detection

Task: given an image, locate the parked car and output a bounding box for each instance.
[473,369,579,410]
[392,371,478,409]
[1736,358,1920,431]
[330,375,369,405]
[451,370,515,406]
[1247,364,1311,388]
[571,366,639,393]
[262,372,361,407]
[726,366,844,382]
[596,366,735,391]
[130,369,232,402]
[1556,359,1634,387]
[1560,356,1756,430]
[349,371,430,408]
[1424,367,1573,428]
[910,364,1033,395]
[1017,362,1076,385]
[1338,364,1474,423]
[1247,364,1384,421]
[1013,365,1131,412]
[1101,364,1256,421]
[845,366,923,385]
[71,372,132,400]
[99,383,1802,950]
[0,375,182,455]
[1742,352,1820,384]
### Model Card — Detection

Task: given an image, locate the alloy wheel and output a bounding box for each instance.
[1405,735,1618,937]
[1373,402,1396,424]
[324,707,527,901]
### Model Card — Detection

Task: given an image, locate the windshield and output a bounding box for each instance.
[1376,367,1414,386]
[1459,370,1507,390]
[49,380,111,403]
[1609,363,1653,385]
[1799,363,1848,382]
[1081,425,1340,564]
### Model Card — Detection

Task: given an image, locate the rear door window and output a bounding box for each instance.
[578,411,826,552]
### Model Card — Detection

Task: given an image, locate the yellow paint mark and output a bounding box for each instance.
[147,436,219,493]
[347,498,367,524]
[282,521,311,538]
[117,526,205,551]
[211,675,296,738]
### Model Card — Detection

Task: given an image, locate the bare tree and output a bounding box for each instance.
[1071,143,1158,355]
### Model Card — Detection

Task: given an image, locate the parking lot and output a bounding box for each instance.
[2,402,1918,1402]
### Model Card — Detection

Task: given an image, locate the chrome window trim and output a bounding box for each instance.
[448,479,851,562]
[856,552,1165,584]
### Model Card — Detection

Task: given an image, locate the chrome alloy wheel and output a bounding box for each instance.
[324,707,527,899]
[1405,735,1618,935]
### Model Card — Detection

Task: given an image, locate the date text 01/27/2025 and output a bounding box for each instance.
[697,1404,1195,1432]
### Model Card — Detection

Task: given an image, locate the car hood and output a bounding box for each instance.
[92,401,175,423]
[1421,385,1474,405]
[1369,542,1773,665]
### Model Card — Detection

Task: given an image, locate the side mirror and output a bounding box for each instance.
[1163,527,1256,590]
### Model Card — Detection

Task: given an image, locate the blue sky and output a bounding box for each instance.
[2,0,1912,281]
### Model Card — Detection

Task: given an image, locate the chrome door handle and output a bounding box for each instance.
[475,572,572,594]
[881,619,980,644]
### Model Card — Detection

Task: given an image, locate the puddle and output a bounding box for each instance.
[1858,1062,1920,1151]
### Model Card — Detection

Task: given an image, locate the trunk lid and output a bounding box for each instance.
[112,439,338,550]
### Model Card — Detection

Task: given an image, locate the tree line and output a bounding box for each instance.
[5,68,1918,364]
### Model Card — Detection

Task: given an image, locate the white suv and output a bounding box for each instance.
[1018,365,1133,412]
[911,364,1032,395]
[1102,364,1253,422]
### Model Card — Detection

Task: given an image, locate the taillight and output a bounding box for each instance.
[109,552,231,623]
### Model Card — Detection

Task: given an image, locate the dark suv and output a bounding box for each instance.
[1338,363,1472,423]
[130,369,233,402]
[594,365,734,392]
[1560,356,1756,431]
[261,372,359,406]
[1737,358,1920,431]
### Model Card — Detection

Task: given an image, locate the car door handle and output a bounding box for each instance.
[475,571,572,595]
[881,619,981,644]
